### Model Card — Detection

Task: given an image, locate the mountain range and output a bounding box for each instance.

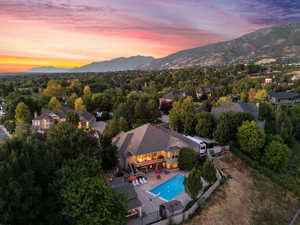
[27,22,300,73]
[143,22,300,70]
[27,56,155,73]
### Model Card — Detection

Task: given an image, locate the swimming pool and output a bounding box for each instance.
[149,175,185,201]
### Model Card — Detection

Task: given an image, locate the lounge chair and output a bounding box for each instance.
[142,177,147,183]
[139,178,144,184]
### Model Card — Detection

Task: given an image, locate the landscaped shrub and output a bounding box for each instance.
[201,159,217,184]
[184,167,202,199]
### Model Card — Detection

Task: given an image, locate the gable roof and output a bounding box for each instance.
[268,90,300,99]
[34,107,95,122]
[110,179,142,210]
[161,90,186,100]
[113,124,199,157]
[196,87,214,94]
[211,102,258,119]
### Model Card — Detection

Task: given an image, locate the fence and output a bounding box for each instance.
[149,168,224,225]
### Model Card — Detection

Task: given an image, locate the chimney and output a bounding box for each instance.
[34,111,38,118]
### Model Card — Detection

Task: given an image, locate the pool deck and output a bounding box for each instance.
[133,170,192,224]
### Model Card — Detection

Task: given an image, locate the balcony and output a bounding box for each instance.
[133,158,164,168]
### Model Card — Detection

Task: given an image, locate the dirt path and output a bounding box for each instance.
[183,153,300,225]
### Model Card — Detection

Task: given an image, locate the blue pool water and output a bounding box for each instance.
[149,175,185,201]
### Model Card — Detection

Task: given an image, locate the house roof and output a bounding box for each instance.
[196,87,213,94]
[33,107,95,122]
[268,91,300,99]
[161,90,186,100]
[110,179,142,210]
[113,124,199,157]
[211,102,258,119]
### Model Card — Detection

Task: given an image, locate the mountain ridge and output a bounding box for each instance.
[141,22,300,70]
[27,56,155,73]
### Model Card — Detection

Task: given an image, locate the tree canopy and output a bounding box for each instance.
[178,147,197,171]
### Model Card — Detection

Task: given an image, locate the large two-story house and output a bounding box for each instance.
[113,124,200,171]
[32,107,96,133]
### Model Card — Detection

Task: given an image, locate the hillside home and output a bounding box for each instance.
[32,107,96,133]
[268,91,300,105]
[159,90,186,110]
[195,87,214,100]
[113,124,200,171]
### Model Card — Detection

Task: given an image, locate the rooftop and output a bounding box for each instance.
[110,178,142,210]
[211,102,258,119]
[268,90,300,99]
[113,124,199,157]
[161,90,186,100]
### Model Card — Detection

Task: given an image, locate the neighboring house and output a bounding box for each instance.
[196,87,214,100]
[112,124,200,171]
[291,75,300,81]
[32,107,96,132]
[268,91,300,105]
[211,102,259,120]
[110,177,142,218]
[159,90,186,110]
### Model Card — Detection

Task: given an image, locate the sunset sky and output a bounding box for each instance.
[1,0,300,72]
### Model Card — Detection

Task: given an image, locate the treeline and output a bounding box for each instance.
[0,120,125,225]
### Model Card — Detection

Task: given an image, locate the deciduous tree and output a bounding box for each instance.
[262,138,291,172]
[237,121,265,157]
[74,98,86,111]
[48,97,62,110]
[15,102,32,123]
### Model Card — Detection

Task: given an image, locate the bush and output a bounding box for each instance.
[262,140,291,172]
[3,120,15,134]
[184,167,202,199]
[201,159,217,184]
[178,147,197,171]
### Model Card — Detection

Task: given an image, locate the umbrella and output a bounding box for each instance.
[155,170,162,174]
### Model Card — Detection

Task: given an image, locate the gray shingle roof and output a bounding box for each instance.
[33,107,95,122]
[268,91,300,99]
[196,87,213,94]
[111,180,142,210]
[162,90,186,100]
[113,124,199,157]
[211,102,258,119]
